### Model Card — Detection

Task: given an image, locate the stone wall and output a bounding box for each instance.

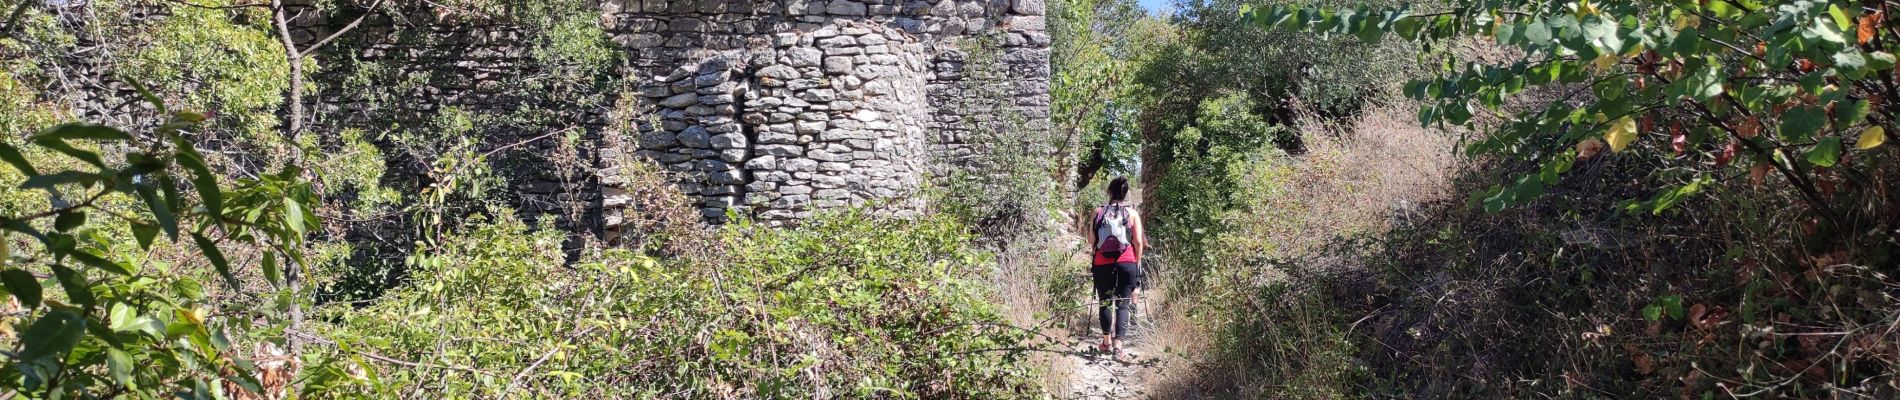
[280,0,1049,238]
[595,0,1051,236]
[620,20,933,227]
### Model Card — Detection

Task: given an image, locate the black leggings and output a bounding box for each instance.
[1091,262,1143,338]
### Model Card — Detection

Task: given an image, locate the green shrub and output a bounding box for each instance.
[315,210,1040,398]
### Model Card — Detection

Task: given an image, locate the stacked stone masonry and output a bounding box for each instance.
[282,0,1046,239]
[599,0,1050,235]
[628,21,931,224]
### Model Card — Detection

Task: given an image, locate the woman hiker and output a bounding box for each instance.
[1089,176,1146,360]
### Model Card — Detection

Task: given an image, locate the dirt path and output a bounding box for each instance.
[1063,290,1165,399]
[1065,336,1148,399]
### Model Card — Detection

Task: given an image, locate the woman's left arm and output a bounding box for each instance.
[1132,209,1147,257]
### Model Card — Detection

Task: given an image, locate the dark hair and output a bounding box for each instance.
[1107,176,1129,202]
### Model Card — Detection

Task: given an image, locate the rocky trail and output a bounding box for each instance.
[1065,335,1149,399]
[1062,289,1167,399]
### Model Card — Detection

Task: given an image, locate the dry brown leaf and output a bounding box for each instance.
[1715,140,1739,166]
[1737,117,1761,138]
[1577,138,1607,160]
[1860,10,1883,45]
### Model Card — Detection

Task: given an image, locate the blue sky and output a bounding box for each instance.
[1137,0,1174,14]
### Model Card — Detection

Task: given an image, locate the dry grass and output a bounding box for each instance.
[1140,103,1462,398]
[974,212,1093,396]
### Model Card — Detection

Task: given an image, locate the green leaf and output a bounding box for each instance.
[1779,106,1827,141]
[1869,52,1897,71]
[51,265,95,306]
[1807,137,1844,167]
[53,211,85,232]
[1642,303,1663,321]
[107,348,134,384]
[108,303,136,331]
[131,222,158,250]
[1584,17,1623,54]
[1834,99,1870,127]
[284,197,307,238]
[1524,19,1551,46]
[1684,59,1726,101]
[34,122,133,142]
[1,269,43,308]
[1356,18,1384,43]
[135,178,179,241]
[1393,15,1423,39]
[20,310,86,367]
[19,171,105,190]
[124,77,167,115]
[192,232,239,289]
[1834,51,1867,76]
[1660,295,1685,320]
[30,138,107,169]
[0,142,38,176]
[1829,4,1853,31]
[174,142,224,222]
[262,251,281,286]
[69,251,132,276]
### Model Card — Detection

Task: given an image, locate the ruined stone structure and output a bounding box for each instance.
[597,0,1052,236]
[42,0,1048,244]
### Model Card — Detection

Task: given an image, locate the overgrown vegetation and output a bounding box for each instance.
[19,0,1897,397]
[1,0,1054,397]
[1113,0,1900,398]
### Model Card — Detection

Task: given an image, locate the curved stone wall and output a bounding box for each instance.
[600,0,1049,232]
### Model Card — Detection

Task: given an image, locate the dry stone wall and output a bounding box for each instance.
[288,0,1050,239]
[623,21,932,226]
[598,0,1051,236]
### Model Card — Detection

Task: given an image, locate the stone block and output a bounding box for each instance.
[788,47,823,67]
[782,158,819,172]
[678,126,712,148]
[823,56,855,75]
[638,131,678,149]
[814,188,850,200]
[720,149,748,162]
[660,92,699,108]
[758,144,804,157]
[795,120,827,134]
[1012,0,1044,15]
[827,1,867,15]
[711,132,747,149]
[758,65,799,80]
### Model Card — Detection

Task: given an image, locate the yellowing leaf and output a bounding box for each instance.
[1674,14,1701,30]
[180,307,206,325]
[1592,54,1618,73]
[1859,126,1887,149]
[1605,116,1638,152]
